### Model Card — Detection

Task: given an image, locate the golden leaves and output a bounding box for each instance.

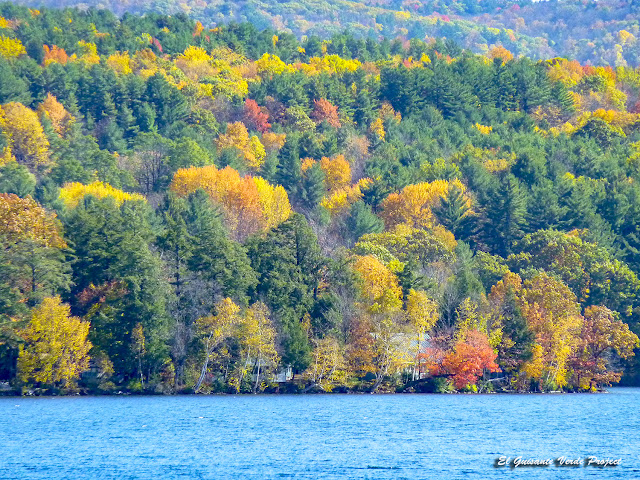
[491,272,584,388]
[474,123,493,135]
[216,122,266,170]
[320,178,371,216]
[380,179,468,230]
[180,45,211,63]
[0,35,25,58]
[17,297,92,388]
[237,301,279,368]
[406,289,439,333]
[106,51,133,75]
[73,40,100,65]
[59,181,146,208]
[369,117,385,141]
[0,193,66,248]
[43,45,68,66]
[261,132,286,152]
[253,177,291,230]
[305,336,347,391]
[37,94,75,137]
[320,154,351,192]
[352,255,403,314]
[255,53,291,76]
[488,45,514,62]
[170,164,291,241]
[0,102,50,170]
[196,297,241,343]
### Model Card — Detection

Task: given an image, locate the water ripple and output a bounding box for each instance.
[1,389,638,479]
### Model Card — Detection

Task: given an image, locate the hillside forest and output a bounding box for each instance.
[1,4,640,394]
[9,0,640,67]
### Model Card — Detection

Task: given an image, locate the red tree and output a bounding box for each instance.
[311,98,341,128]
[420,330,500,389]
[243,99,271,133]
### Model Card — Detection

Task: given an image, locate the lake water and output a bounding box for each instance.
[2,388,639,479]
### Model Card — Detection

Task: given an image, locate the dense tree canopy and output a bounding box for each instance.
[1,4,640,394]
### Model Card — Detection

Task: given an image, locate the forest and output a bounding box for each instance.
[1,3,640,395]
[8,0,640,67]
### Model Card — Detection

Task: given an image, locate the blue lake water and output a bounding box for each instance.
[1,388,639,479]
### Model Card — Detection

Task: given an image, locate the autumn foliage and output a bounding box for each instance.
[380,179,468,230]
[243,99,271,133]
[1,7,640,396]
[42,44,68,65]
[352,254,403,313]
[59,181,146,208]
[170,164,291,240]
[0,35,25,58]
[17,297,92,388]
[216,122,266,170]
[320,154,351,192]
[489,46,514,62]
[0,193,66,248]
[568,306,639,390]
[0,102,50,170]
[311,98,341,128]
[38,94,74,136]
[422,330,500,389]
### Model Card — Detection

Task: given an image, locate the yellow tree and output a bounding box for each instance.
[489,46,514,62]
[262,132,286,153]
[233,302,279,393]
[494,272,584,390]
[406,289,439,379]
[0,194,66,248]
[355,223,456,270]
[216,122,266,170]
[369,313,414,392]
[369,117,385,141]
[193,298,240,393]
[17,297,91,388]
[171,165,261,239]
[255,53,292,76]
[320,178,371,216]
[320,154,351,192]
[170,165,291,240]
[0,194,68,306]
[380,179,468,230]
[305,336,347,391]
[0,102,50,171]
[193,21,204,37]
[106,51,133,75]
[59,181,145,208]
[216,168,266,240]
[0,35,25,58]
[72,40,100,65]
[352,254,411,391]
[175,45,214,81]
[253,177,292,230]
[37,93,75,137]
[353,255,403,313]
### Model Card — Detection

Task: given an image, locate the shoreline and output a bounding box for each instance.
[0,387,613,397]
